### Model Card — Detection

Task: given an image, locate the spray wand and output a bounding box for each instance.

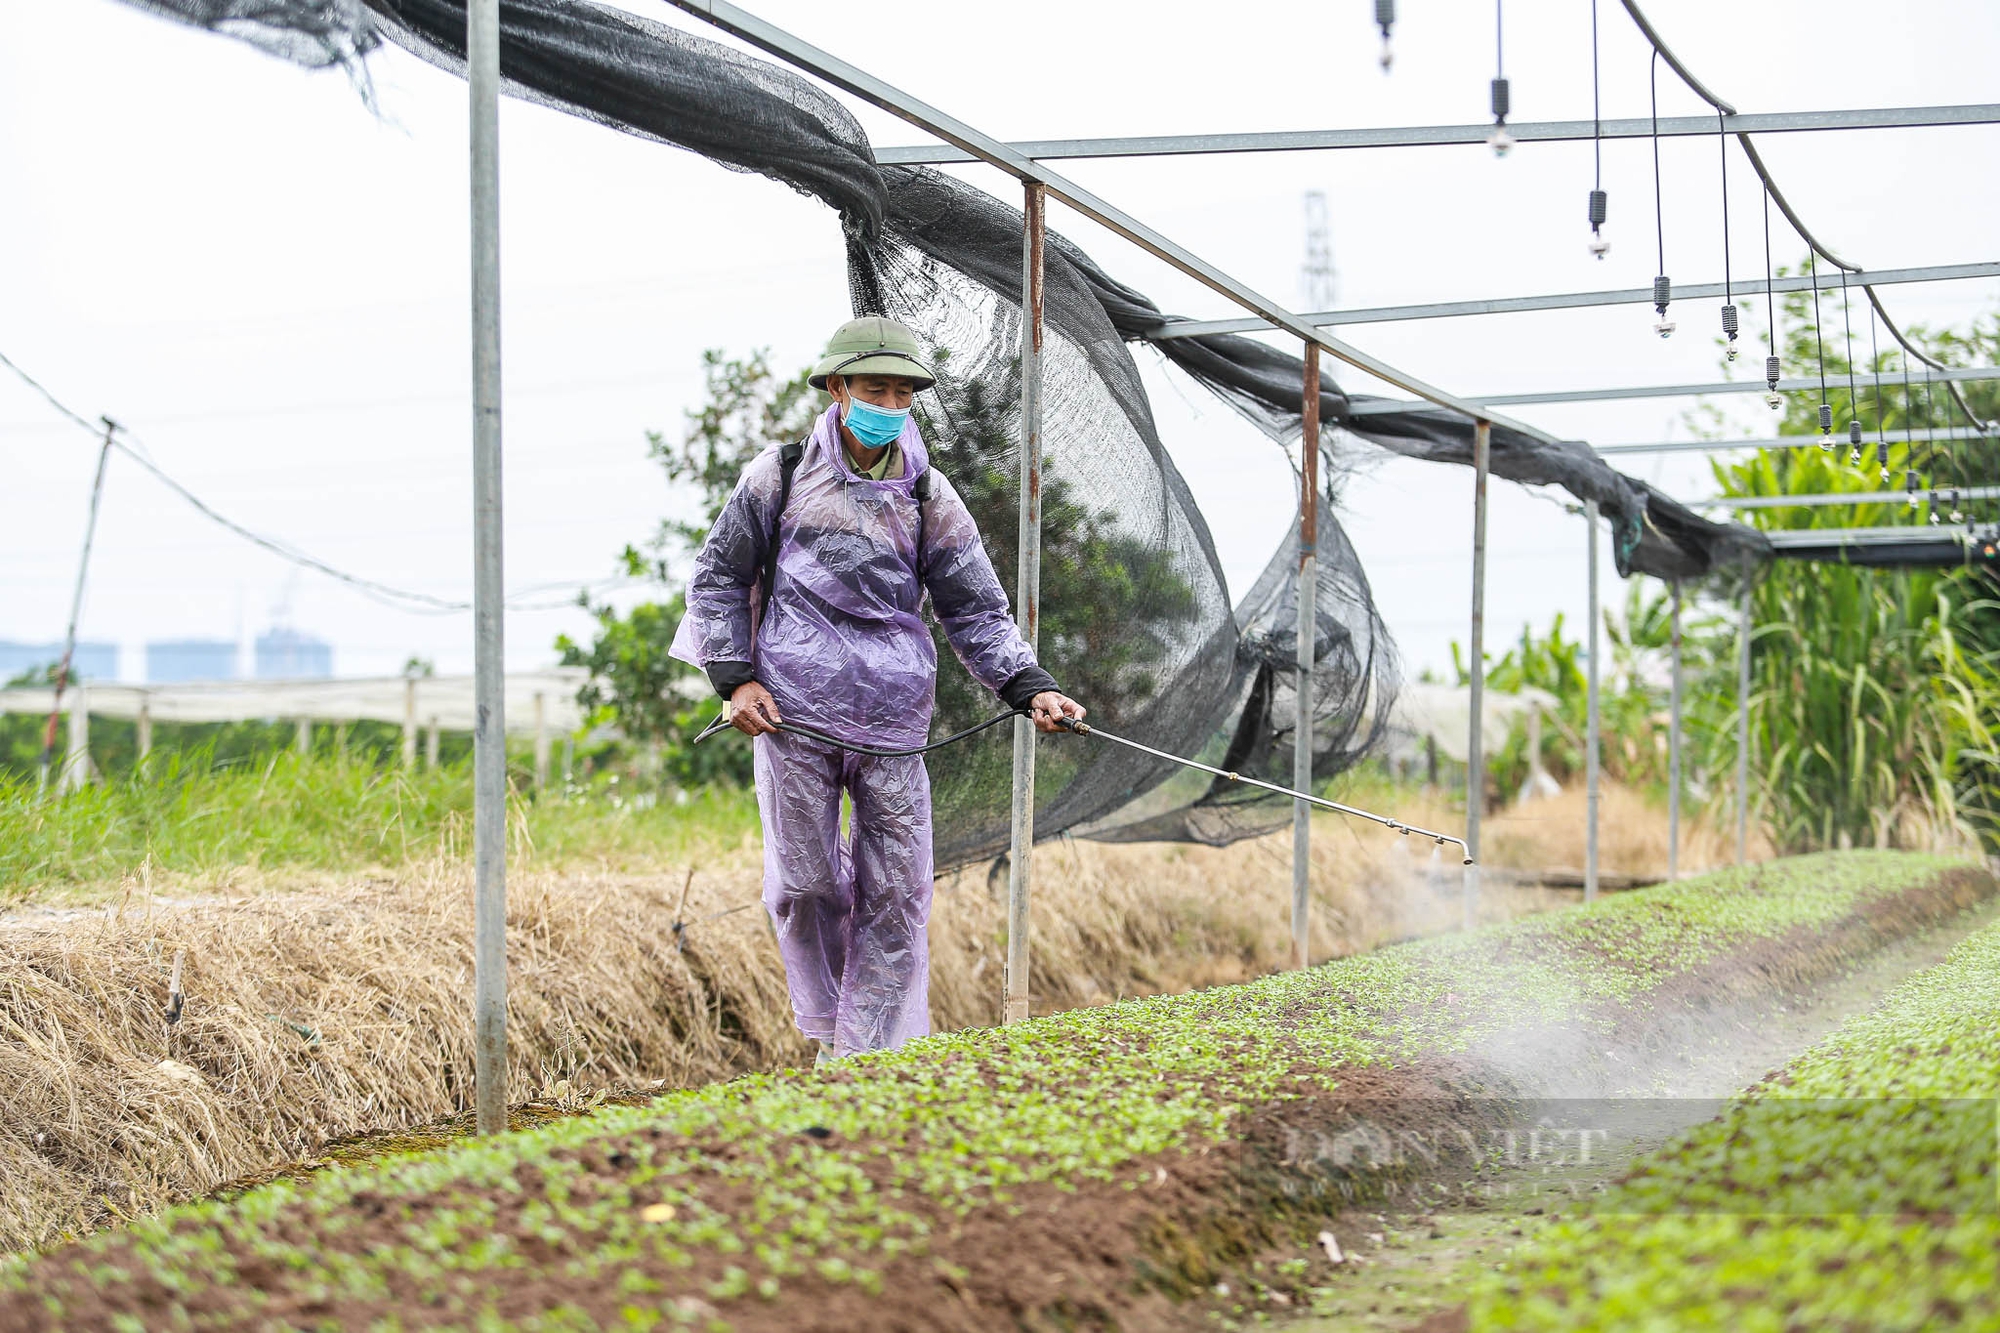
[694,705,1473,864]
[1048,716,1472,864]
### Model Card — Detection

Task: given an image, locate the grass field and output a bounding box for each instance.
[0,752,762,903]
[1,747,1747,908]
[4,851,1983,1329]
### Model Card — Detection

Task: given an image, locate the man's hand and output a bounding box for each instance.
[729,681,783,736]
[1029,691,1086,735]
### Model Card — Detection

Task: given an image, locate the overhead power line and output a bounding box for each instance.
[0,349,638,616]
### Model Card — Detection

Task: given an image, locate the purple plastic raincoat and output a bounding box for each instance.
[670,404,1050,1055]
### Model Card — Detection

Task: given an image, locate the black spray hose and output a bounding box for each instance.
[691,705,1023,758]
[693,704,1475,864]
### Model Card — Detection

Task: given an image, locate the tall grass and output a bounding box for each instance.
[1688,291,2000,855]
[0,749,760,903]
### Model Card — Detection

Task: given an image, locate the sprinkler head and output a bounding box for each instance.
[1588,235,1610,259]
[1818,432,1836,452]
[1487,125,1515,157]
[1654,317,1676,339]
[1764,391,1784,410]
[1850,446,1863,466]
[1725,336,1741,362]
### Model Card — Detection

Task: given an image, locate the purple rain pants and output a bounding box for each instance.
[755,727,932,1057]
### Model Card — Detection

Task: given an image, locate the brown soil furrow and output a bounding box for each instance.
[5,861,1989,1332]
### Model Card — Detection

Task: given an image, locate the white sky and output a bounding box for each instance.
[3,0,1996,683]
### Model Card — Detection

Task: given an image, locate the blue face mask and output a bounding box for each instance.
[842,397,909,449]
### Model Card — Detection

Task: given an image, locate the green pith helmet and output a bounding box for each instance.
[808,316,938,391]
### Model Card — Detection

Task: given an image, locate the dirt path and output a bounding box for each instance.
[1252,894,2000,1332]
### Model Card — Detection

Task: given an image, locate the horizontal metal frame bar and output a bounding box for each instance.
[876,104,2000,165]
[667,0,1553,440]
[1154,261,2000,340]
[1598,426,1991,455]
[1703,484,2000,511]
[1344,366,2000,415]
[1761,523,1973,548]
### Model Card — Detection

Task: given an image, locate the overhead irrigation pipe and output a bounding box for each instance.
[692,711,1474,864]
[1151,260,2000,339]
[661,0,1566,449]
[1619,0,1994,432]
[874,104,2000,165]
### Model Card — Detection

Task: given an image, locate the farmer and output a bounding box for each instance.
[670,316,1084,1063]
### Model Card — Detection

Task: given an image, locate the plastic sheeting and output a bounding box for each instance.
[0,670,587,735]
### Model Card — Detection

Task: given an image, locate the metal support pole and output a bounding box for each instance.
[1667,580,1682,880]
[1293,345,1320,971]
[136,699,153,767]
[1584,501,1601,904]
[1736,572,1752,864]
[38,419,114,799]
[427,716,442,770]
[469,0,509,1136]
[1464,420,1490,930]
[296,717,311,757]
[1004,180,1046,1026]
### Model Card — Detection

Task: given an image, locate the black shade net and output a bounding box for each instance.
[113,0,1780,866]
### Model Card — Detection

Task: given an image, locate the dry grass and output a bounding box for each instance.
[0,777,1709,1254]
[1481,781,1778,879]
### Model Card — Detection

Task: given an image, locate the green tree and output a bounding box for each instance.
[556,350,816,787]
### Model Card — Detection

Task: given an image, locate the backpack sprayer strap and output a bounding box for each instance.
[761,437,932,607]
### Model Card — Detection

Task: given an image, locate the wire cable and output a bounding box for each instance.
[1868,302,1890,481]
[1839,267,1862,464]
[1590,0,1601,189]
[691,706,1024,757]
[1718,106,1737,358]
[1808,251,1831,447]
[1761,189,1781,406]
[0,348,633,616]
[1585,0,1609,256]
[1648,51,1671,333]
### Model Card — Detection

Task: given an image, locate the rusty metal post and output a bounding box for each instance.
[1464,420,1490,930]
[1004,181,1046,1025]
[1292,345,1320,970]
